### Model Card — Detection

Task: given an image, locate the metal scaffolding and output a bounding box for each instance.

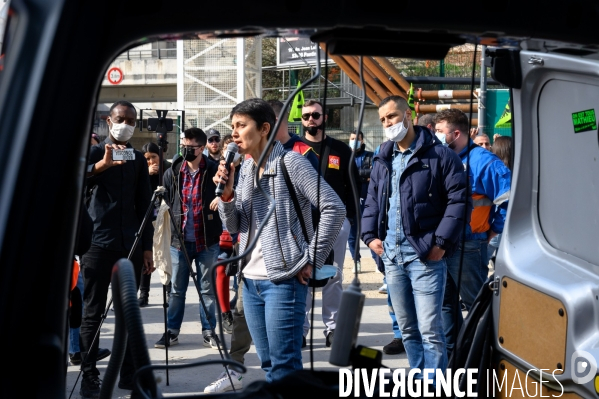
[177,37,262,134]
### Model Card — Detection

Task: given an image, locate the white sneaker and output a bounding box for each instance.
[204,369,243,393]
[378,283,387,294]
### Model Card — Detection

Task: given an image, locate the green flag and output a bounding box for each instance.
[495,100,511,128]
[289,81,305,122]
[407,83,416,119]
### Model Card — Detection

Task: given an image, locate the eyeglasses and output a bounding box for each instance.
[208,137,220,143]
[180,145,201,151]
[301,112,322,121]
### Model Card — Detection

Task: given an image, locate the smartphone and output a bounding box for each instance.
[112,148,135,161]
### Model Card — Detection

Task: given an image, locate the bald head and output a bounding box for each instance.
[474,133,491,150]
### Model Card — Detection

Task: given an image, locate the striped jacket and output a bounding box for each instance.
[218,142,345,282]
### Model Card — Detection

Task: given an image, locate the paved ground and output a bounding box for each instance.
[65,242,410,398]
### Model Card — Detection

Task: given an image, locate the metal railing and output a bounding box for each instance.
[115,48,177,60]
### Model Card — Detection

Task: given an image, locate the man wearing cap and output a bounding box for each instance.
[205,128,221,162]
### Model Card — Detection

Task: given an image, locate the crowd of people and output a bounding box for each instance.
[70,96,512,398]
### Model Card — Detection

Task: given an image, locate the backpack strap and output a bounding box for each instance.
[280,153,309,242]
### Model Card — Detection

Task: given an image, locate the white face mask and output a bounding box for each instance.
[109,119,135,142]
[349,140,360,150]
[384,113,408,142]
[435,132,457,147]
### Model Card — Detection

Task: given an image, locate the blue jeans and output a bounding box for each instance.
[69,270,85,354]
[242,276,308,383]
[168,242,218,333]
[348,204,377,261]
[442,239,487,353]
[383,254,447,378]
[384,276,401,339]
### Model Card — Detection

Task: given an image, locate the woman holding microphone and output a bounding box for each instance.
[214,98,344,383]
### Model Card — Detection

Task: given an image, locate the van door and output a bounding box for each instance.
[494,49,599,398]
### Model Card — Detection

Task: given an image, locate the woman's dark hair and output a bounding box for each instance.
[492,136,513,170]
[230,98,276,138]
[142,142,160,155]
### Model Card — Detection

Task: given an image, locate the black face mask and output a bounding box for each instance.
[306,122,324,136]
[183,147,198,162]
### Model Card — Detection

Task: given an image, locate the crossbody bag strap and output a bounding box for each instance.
[280,153,309,242]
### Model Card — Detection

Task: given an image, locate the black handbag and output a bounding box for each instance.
[280,154,334,288]
[225,243,239,277]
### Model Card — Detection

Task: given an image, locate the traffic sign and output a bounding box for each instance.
[107,67,123,85]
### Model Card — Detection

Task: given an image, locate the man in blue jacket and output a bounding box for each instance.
[434,109,511,354]
[361,96,470,382]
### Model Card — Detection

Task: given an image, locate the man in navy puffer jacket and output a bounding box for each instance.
[361,96,471,383]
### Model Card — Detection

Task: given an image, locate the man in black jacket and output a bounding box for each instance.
[300,99,360,347]
[81,100,154,398]
[154,127,223,350]
[347,130,374,271]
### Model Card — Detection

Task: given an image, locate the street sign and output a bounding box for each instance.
[107,67,124,85]
[277,37,329,68]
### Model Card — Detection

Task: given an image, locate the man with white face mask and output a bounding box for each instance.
[434,109,511,356]
[81,101,154,398]
[361,96,470,387]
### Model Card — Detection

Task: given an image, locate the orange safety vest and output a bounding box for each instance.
[470,193,493,234]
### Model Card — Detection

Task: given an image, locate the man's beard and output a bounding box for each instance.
[305,122,324,136]
[209,146,220,156]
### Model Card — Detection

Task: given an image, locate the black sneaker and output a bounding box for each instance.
[80,376,101,399]
[222,311,233,334]
[155,330,178,348]
[383,338,405,355]
[325,330,334,348]
[97,347,111,361]
[69,352,82,366]
[138,295,149,307]
[203,333,220,349]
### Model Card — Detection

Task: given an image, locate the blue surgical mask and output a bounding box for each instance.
[349,140,359,150]
[435,133,448,146]
[436,132,457,147]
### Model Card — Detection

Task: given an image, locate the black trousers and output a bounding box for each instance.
[139,273,172,298]
[80,244,143,379]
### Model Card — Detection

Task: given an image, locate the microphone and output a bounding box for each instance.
[215,142,239,197]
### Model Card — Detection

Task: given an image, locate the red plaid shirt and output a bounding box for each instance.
[180,158,206,252]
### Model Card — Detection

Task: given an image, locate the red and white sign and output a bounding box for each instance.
[107,67,124,85]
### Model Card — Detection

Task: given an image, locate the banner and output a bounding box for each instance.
[495,101,511,129]
[407,83,416,119]
[288,81,305,122]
